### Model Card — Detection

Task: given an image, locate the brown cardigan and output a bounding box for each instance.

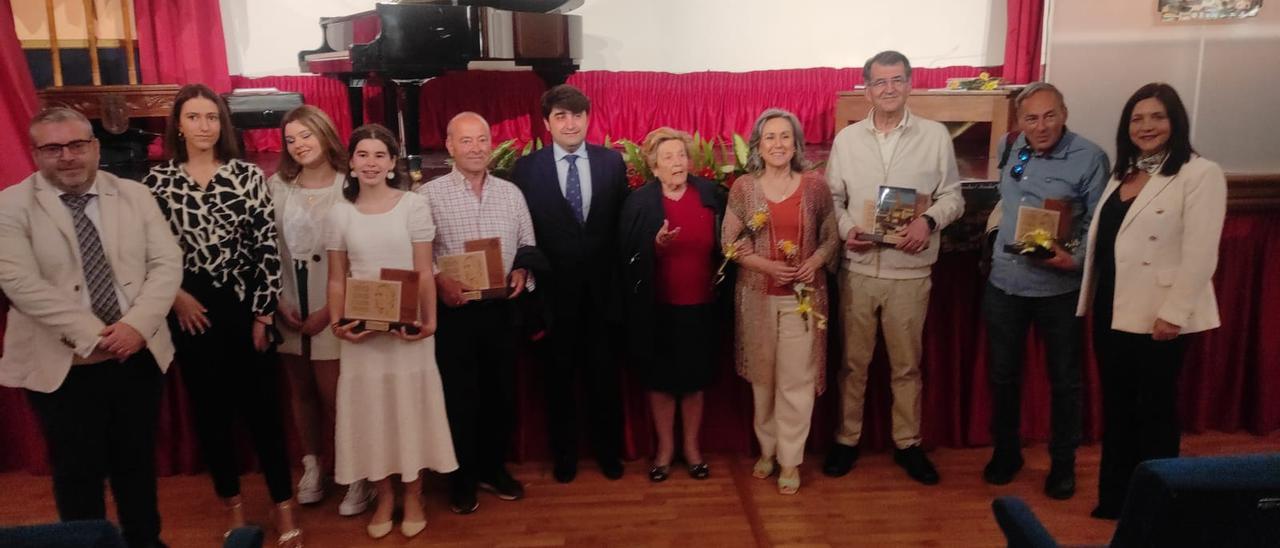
[722,171,840,393]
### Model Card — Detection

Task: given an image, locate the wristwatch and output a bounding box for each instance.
[922,214,938,232]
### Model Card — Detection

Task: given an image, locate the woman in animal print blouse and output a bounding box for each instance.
[143,84,301,547]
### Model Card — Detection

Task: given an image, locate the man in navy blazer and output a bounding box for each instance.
[512,85,629,482]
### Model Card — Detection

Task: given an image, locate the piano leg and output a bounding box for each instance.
[395,80,423,156]
[382,78,399,143]
[344,76,365,128]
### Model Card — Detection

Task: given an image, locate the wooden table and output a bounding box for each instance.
[835,88,1021,179]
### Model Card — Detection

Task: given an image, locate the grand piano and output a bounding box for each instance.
[299,0,584,155]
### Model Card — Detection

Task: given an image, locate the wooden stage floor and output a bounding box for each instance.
[1,431,1277,547]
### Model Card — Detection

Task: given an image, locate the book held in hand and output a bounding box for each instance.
[857,186,932,245]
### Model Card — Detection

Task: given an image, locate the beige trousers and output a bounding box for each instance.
[836,270,931,449]
[752,295,817,468]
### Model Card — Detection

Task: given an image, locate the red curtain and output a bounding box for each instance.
[1004,0,1045,84]
[567,67,1002,146]
[234,66,1001,154]
[1,0,38,189]
[2,211,1275,474]
[134,0,232,93]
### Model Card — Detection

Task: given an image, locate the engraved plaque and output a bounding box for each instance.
[341,268,420,333]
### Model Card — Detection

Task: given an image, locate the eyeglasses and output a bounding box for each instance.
[34,139,94,159]
[1009,146,1032,182]
[869,76,908,90]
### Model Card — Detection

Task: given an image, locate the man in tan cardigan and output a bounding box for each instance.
[823,51,964,485]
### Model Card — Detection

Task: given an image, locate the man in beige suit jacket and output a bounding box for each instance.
[0,108,182,548]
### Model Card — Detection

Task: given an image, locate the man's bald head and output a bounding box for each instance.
[447,112,490,139]
[445,111,493,179]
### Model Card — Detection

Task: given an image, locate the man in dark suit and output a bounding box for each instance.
[512,85,629,482]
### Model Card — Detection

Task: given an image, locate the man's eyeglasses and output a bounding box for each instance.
[1009,146,1032,182]
[869,76,908,90]
[34,139,94,159]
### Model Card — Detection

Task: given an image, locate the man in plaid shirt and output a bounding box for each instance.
[417,112,537,514]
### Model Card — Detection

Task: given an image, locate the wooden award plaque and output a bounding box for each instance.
[439,237,508,301]
[342,268,420,334]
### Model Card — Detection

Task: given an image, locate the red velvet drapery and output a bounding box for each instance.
[2,211,1276,474]
[0,0,38,189]
[233,66,1002,155]
[134,0,233,93]
[1004,0,1045,84]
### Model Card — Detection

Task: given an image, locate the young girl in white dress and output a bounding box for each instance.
[326,124,457,539]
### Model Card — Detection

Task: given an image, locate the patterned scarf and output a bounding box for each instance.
[1133,150,1169,175]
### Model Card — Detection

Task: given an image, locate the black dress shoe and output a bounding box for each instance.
[982,449,1024,485]
[822,443,860,477]
[687,462,710,480]
[553,458,578,484]
[893,445,940,485]
[648,464,670,482]
[1044,461,1076,500]
[449,488,479,514]
[449,473,479,514]
[478,469,525,501]
[597,457,624,480]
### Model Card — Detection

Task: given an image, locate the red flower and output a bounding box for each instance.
[627,174,645,189]
[697,167,715,179]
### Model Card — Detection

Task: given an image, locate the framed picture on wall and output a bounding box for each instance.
[1159,0,1263,22]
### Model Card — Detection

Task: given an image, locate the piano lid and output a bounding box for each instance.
[385,0,583,14]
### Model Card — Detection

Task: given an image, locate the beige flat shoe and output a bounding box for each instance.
[752,456,777,479]
[366,520,393,539]
[401,518,427,538]
[778,468,800,495]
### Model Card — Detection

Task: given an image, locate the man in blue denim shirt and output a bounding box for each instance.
[983,82,1109,501]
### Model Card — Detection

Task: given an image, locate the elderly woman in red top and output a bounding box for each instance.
[619,127,728,483]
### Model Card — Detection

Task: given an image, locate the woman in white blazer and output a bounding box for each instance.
[1077,83,1226,520]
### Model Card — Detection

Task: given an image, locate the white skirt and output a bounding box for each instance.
[334,334,458,484]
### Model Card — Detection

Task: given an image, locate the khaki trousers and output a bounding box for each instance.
[752,295,817,468]
[836,270,930,449]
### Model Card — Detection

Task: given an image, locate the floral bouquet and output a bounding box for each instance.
[1011,228,1055,259]
[488,138,542,180]
[946,72,1002,91]
[776,239,827,331]
[714,207,768,287]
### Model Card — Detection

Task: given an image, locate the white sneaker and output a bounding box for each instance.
[338,480,375,516]
[296,455,325,505]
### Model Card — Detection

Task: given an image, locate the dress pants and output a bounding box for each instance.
[835,270,930,449]
[983,282,1082,464]
[752,295,817,468]
[545,292,623,463]
[1094,322,1188,510]
[26,351,164,548]
[436,300,518,491]
[171,274,293,503]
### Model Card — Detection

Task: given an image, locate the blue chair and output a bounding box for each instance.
[992,453,1280,548]
[0,520,126,548]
